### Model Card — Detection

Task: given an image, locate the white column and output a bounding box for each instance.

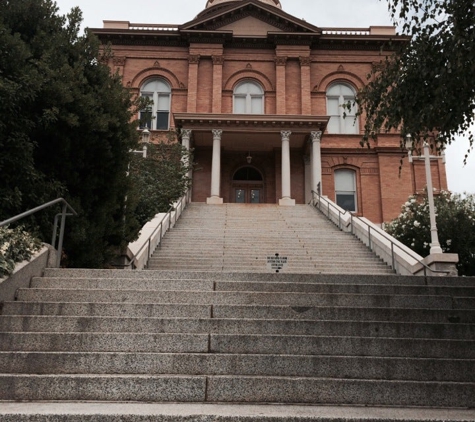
[279,130,295,206]
[310,130,322,198]
[207,129,224,205]
[423,142,443,254]
[181,129,191,150]
[181,129,192,186]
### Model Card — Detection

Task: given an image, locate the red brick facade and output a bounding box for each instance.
[93,0,447,224]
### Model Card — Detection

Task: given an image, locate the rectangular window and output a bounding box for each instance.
[336,193,356,212]
[234,96,246,114]
[139,110,152,129]
[156,111,169,130]
[251,96,263,114]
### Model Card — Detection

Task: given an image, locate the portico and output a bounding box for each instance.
[174,113,328,205]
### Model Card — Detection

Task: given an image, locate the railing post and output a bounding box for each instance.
[56,203,68,268]
[391,241,395,270]
[368,226,372,250]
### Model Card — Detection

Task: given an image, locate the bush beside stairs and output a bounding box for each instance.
[0,203,474,421]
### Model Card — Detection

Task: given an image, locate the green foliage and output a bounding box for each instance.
[0,0,142,267]
[0,226,42,278]
[385,191,475,276]
[128,133,193,227]
[356,0,475,155]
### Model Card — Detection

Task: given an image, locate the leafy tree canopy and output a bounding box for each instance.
[357,0,474,156]
[128,133,193,228]
[0,0,141,267]
[385,191,475,276]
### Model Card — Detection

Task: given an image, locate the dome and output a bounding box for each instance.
[205,0,282,9]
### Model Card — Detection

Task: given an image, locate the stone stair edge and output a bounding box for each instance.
[1,402,475,422]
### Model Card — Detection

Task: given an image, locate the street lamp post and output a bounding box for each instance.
[405,134,443,254]
[140,127,150,158]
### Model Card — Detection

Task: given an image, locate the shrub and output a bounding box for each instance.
[385,191,475,276]
[0,226,42,278]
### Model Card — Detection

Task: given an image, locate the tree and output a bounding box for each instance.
[385,191,475,276]
[356,0,475,155]
[0,0,140,267]
[128,133,193,227]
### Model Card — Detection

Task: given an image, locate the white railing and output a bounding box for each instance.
[321,28,371,36]
[129,23,179,31]
[310,191,449,276]
[127,190,191,270]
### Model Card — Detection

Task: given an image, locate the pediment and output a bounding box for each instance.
[219,15,284,36]
[180,0,320,36]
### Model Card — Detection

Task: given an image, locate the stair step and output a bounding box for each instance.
[2,352,473,381]
[1,316,473,339]
[15,289,456,308]
[0,374,473,407]
[1,402,474,422]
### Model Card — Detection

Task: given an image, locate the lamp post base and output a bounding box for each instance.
[420,253,459,276]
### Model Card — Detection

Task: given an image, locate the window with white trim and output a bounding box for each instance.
[139,78,171,130]
[326,83,358,134]
[335,169,357,212]
[233,80,264,114]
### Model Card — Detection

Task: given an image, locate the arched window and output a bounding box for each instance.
[139,78,171,130]
[326,83,358,134]
[335,169,357,212]
[233,80,264,114]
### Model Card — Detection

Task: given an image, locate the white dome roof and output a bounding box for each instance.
[205,0,282,9]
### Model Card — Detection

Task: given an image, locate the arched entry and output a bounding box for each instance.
[232,166,264,203]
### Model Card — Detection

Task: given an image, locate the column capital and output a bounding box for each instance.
[281,130,291,142]
[212,55,225,65]
[189,55,201,64]
[275,56,288,66]
[299,56,311,67]
[212,129,223,140]
[181,129,192,139]
[310,131,322,143]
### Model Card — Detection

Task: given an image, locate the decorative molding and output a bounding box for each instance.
[246,63,253,69]
[299,56,311,67]
[361,168,379,175]
[181,129,192,140]
[112,56,126,66]
[212,129,223,140]
[203,9,294,32]
[189,55,201,64]
[281,131,292,142]
[153,60,161,67]
[310,131,322,143]
[212,55,225,65]
[372,61,386,71]
[338,64,345,71]
[275,56,288,66]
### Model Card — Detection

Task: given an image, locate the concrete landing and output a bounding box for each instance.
[0,402,474,422]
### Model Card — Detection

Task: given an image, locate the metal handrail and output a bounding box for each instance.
[0,198,78,268]
[310,190,450,277]
[128,189,191,269]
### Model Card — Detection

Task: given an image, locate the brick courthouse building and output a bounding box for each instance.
[92,0,447,224]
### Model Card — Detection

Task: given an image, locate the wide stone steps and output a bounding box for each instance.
[146,204,394,274]
[2,352,473,381]
[1,208,475,421]
[0,373,474,407]
[2,316,474,339]
[14,288,463,309]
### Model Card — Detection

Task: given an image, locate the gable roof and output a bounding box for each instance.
[180,0,321,35]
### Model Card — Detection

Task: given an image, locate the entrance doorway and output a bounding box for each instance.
[232,167,264,204]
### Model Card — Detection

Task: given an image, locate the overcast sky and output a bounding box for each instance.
[54,0,475,195]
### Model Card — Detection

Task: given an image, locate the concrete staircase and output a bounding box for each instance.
[147,203,393,274]
[1,204,475,421]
